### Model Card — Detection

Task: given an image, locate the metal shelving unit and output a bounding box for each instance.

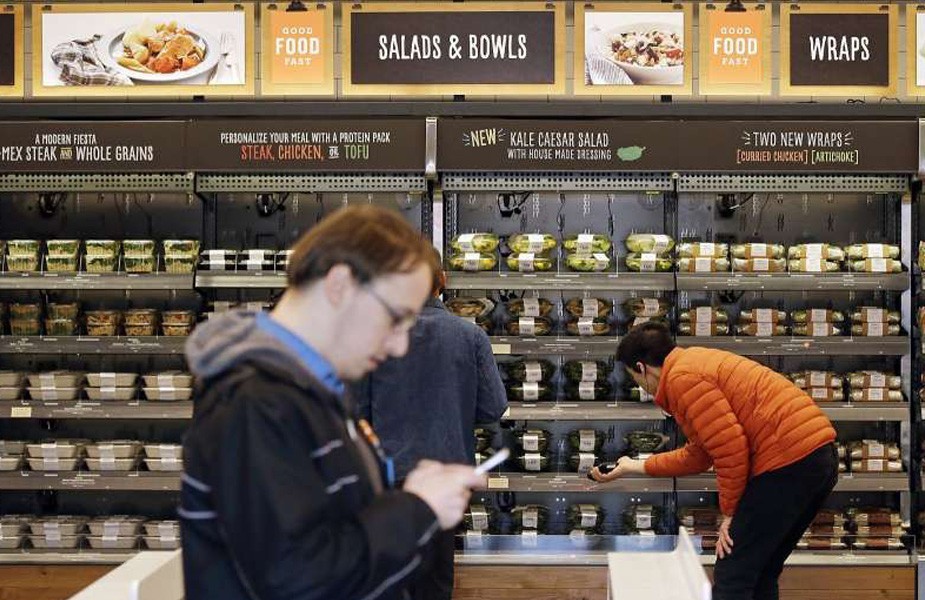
[676,272,910,292]
[194,271,286,289]
[0,273,194,291]
[0,336,187,355]
[486,473,673,493]
[489,337,621,357]
[675,336,910,356]
[503,402,665,422]
[0,401,193,420]
[677,473,910,493]
[445,272,675,292]
[0,472,180,492]
[0,552,138,565]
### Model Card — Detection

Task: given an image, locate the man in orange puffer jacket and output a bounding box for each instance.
[592,322,837,600]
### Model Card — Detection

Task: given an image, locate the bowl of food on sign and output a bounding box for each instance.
[597,23,684,85]
[101,20,219,83]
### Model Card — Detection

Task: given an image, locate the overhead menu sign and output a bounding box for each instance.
[260,3,334,96]
[906,7,925,96]
[186,120,426,171]
[438,119,679,171]
[781,4,896,97]
[32,3,255,98]
[0,121,188,172]
[698,4,771,96]
[0,6,23,98]
[677,121,917,173]
[343,2,564,96]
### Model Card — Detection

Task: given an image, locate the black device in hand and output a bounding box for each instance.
[587,461,616,481]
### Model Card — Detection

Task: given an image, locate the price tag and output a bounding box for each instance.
[863,308,884,323]
[523,509,538,529]
[471,510,489,531]
[866,459,884,472]
[578,430,596,452]
[593,253,610,270]
[11,407,31,418]
[518,318,536,337]
[867,258,888,273]
[576,234,595,254]
[523,298,541,318]
[577,318,595,336]
[526,234,546,253]
[463,252,481,272]
[522,382,540,401]
[750,243,768,258]
[103,522,121,538]
[811,388,830,401]
[580,362,598,383]
[695,307,714,322]
[812,322,831,337]
[580,506,598,528]
[756,322,773,337]
[642,299,660,317]
[97,445,116,460]
[752,258,769,272]
[577,453,596,472]
[456,234,476,252]
[524,362,542,383]
[695,321,713,337]
[524,454,542,471]
[867,244,885,259]
[754,309,775,323]
[694,258,713,273]
[581,298,599,318]
[698,242,716,257]
[522,433,540,452]
[98,373,117,387]
[869,372,886,388]
[491,344,511,355]
[810,309,828,322]
[805,244,824,260]
[487,476,509,490]
[866,322,884,337]
[640,253,657,272]
[804,258,823,273]
[636,513,653,530]
[517,253,536,273]
[810,371,828,387]
[652,235,671,254]
[521,530,539,546]
[578,382,596,400]
[867,442,885,458]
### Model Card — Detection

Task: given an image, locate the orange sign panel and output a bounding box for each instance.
[268,10,326,85]
[706,11,764,85]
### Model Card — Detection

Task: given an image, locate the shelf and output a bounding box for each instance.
[490,337,620,357]
[677,272,909,292]
[699,552,912,567]
[0,401,193,420]
[0,472,180,491]
[486,473,672,493]
[445,272,675,292]
[818,403,909,422]
[678,473,909,493]
[195,271,286,289]
[675,336,910,356]
[0,552,138,565]
[0,273,194,291]
[0,337,187,355]
[503,402,664,421]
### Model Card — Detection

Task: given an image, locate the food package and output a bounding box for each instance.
[737,309,787,324]
[625,253,673,272]
[162,323,193,337]
[464,504,495,533]
[791,309,845,324]
[735,322,788,336]
[565,297,612,319]
[850,308,900,324]
[85,254,118,273]
[446,298,495,319]
[678,507,722,529]
[852,388,902,403]
[568,504,604,531]
[85,240,120,257]
[474,429,493,453]
[848,508,902,527]
[447,252,497,272]
[0,455,23,471]
[0,371,24,387]
[10,319,40,336]
[565,252,611,272]
[787,244,845,261]
[569,452,598,474]
[628,386,655,403]
[27,457,80,471]
[515,430,550,453]
[850,460,903,473]
[164,255,197,274]
[516,453,550,473]
[565,317,610,337]
[677,257,731,273]
[506,253,554,273]
[797,538,848,551]
[679,307,729,323]
[85,441,142,459]
[85,457,139,472]
[142,372,193,388]
[162,310,194,327]
[568,429,605,453]
[507,382,554,402]
[625,234,674,255]
[789,371,843,389]
[503,360,556,383]
[844,244,900,260]
[6,239,40,256]
[787,259,841,273]
[625,431,669,454]
[123,240,156,256]
[47,303,79,321]
[449,233,500,254]
[28,387,80,401]
[123,254,157,274]
[811,510,847,527]
[6,254,39,272]
[45,254,80,273]
[850,323,901,337]
[27,371,82,388]
[791,323,843,337]
[506,297,554,318]
[508,233,557,254]
[731,257,787,273]
[124,309,159,327]
[144,457,184,472]
[848,440,900,461]
[678,322,730,336]
[805,387,845,403]
[563,360,612,384]
[10,303,41,320]
[623,298,670,319]
[677,242,729,259]
[85,387,138,402]
[848,371,901,390]
[511,505,549,532]
[45,240,80,258]
[143,387,193,402]
[504,317,553,337]
[851,538,905,551]
[162,240,200,256]
[623,505,661,533]
[564,381,613,401]
[848,259,903,273]
[730,243,785,259]
[44,319,76,336]
[563,234,612,254]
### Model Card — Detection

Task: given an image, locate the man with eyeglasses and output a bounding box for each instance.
[354,248,507,600]
[180,206,486,600]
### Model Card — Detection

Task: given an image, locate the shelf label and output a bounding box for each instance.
[10,406,31,418]
[487,476,509,490]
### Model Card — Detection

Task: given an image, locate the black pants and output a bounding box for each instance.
[712,443,839,600]
[407,529,455,600]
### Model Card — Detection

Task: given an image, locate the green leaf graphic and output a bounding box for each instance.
[617,146,646,162]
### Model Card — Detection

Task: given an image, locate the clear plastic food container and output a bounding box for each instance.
[85,441,142,459]
[144,457,183,472]
[27,371,83,388]
[47,303,79,320]
[27,457,80,471]
[28,387,80,402]
[142,372,193,388]
[86,373,138,388]
[85,387,137,402]
[143,387,193,401]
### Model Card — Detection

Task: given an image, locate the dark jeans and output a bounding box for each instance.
[712,443,839,600]
[407,529,455,600]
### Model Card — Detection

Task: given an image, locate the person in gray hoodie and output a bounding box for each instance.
[180,205,485,600]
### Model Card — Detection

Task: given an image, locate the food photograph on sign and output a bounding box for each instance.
[40,9,247,87]
[583,10,685,86]
[917,12,925,87]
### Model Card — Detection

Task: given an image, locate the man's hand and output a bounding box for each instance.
[589,456,646,483]
[403,460,487,530]
[716,515,734,559]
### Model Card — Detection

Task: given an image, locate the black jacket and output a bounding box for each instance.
[181,311,439,600]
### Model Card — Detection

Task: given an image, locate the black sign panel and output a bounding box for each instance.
[790,13,890,86]
[350,10,555,85]
[0,14,14,87]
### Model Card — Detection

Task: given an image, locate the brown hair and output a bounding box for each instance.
[617,322,676,373]
[429,246,446,296]
[287,205,437,288]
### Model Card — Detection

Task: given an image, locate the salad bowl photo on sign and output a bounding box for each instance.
[32,3,255,98]
[575,2,692,96]
[905,6,925,96]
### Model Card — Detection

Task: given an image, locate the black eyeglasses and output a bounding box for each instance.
[364,286,419,333]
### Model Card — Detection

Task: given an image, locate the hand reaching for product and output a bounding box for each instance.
[589,456,646,483]
[716,515,734,559]
[403,460,487,530]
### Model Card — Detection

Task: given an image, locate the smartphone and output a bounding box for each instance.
[474,448,510,476]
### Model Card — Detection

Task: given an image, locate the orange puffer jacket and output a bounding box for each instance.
[644,347,836,516]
